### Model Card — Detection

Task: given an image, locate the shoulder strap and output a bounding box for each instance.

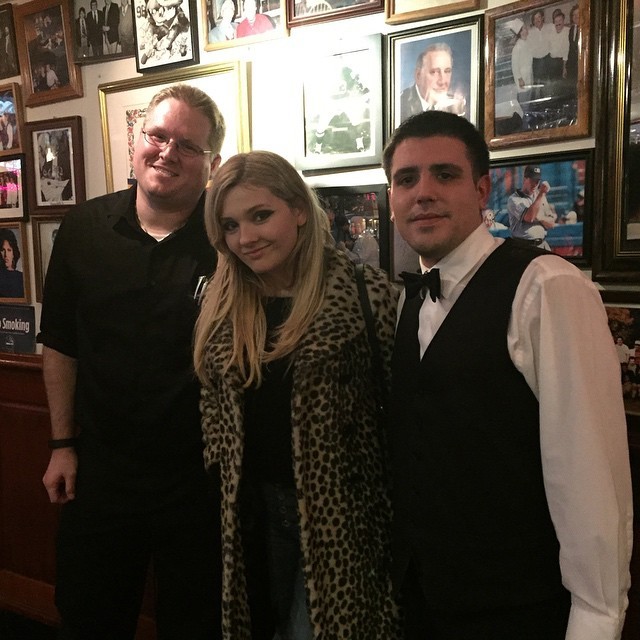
[354,263,387,411]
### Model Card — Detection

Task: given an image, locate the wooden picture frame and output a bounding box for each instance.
[485,0,590,150]
[72,0,136,64]
[14,0,84,108]
[0,155,26,221]
[98,61,251,192]
[297,34,383,173]
[315,184,390,274]
[31,214,63,301]
[203,0,287,50]
[287,0,382,29]
[24,116,86,214]
[486,150,592,266]
[0,83,24,156]
[592,0,640,283]
[0,221,30,304]
[132,0,199,72]
[0,3,20,79]
[386,0,480,26]
[387,15,483,132]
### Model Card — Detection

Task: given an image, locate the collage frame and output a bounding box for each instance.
[14,0,84,108]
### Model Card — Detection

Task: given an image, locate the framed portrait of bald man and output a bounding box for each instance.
[387,15,482,134]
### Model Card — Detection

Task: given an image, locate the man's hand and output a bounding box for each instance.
[43,448,78,504]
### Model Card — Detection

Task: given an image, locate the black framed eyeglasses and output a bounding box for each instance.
[141,129,212,158]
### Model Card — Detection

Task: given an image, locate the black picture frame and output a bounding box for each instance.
[72,0,136,64]
[315,184,390,275]
[132,0,199,73]
[387,15,483,133]
[486,150,593,267]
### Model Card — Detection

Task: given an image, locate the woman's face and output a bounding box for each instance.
[220,184,307,292]
[1,239,14,270]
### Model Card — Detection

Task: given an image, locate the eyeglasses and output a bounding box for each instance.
[141,129,212,158]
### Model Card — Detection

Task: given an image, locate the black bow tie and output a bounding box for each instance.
[400,269,441,302]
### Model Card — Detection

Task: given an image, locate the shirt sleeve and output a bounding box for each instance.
[508,255,633,640]
[39,212,80,357]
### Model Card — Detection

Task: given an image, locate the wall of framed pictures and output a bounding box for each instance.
[2,0,637,316]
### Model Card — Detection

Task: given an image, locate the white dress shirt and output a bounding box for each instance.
[400,224,633,640]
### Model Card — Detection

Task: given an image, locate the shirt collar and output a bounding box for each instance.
[419,223,499,299]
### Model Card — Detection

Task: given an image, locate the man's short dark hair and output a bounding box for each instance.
[382,111,489,183]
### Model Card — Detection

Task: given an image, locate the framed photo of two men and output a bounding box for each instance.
[387,15,483,135]
[485,0,591,150]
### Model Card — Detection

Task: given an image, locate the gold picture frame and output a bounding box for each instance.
[98,61,251,192]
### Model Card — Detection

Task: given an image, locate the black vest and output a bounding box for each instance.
[390,239,567,611]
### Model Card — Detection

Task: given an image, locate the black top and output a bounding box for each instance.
[39,186,217,506]
[243,297,295,487]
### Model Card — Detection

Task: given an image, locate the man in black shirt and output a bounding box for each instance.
[40,84,225,639]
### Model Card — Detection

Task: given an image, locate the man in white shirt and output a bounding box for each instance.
[383,110,632,640]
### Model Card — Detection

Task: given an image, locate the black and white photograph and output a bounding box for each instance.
[0,221,29,303]
[0,3,20,79]
[73,0,135,64]
[485,0,590,149]
[298,35,382,172]
[132,0,199,72]
[25,115,85,213]
[388,16,482,131]
[0,155,25,220]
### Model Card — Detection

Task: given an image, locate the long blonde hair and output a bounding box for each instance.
[193,151,333,387]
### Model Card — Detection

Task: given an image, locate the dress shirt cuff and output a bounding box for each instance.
[565,600,626,640]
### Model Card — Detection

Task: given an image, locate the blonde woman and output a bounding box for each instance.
[194,151,401,639]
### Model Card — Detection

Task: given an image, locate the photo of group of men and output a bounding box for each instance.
[607,306,640,415]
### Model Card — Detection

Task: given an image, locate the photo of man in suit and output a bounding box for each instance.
[400,43,466,122]
[86,0,104,56]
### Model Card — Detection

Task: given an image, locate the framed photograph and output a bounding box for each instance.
[13,0,84,108]
[297,34,383,173]
[315,184,390,274]
[98,61,251,192]
[132,0,199,72]
[72,0,136,64]
[24,116,86,214]
[287,0,382,29]
[605,303,640,416]
[31,214,63,301]
[203,0,287,50]
[0,221,30,304]
[485,151,592,265]
[0,155,26,221]
[386,0,480,26]
[0,4,20,79]
[387,15,482,133]
[592,0,640,282]
[0,83,24,156]
[485,0,590,149]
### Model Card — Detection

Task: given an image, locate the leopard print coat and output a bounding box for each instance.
[200,249,402,639]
